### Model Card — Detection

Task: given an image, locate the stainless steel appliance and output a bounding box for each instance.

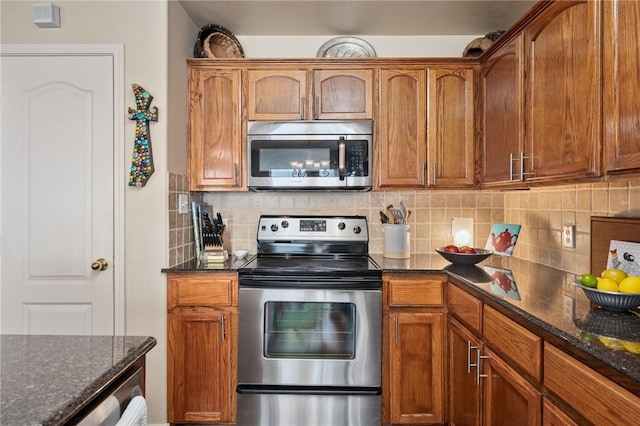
[247,121,373,191]
[237,215,382,426]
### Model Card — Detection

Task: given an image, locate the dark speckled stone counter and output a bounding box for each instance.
[0,334,157,425]
[372,253,640,396]
[161,254,255,273]
[163,253,640,395]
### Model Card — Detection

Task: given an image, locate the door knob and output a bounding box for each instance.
[91,258,109,271]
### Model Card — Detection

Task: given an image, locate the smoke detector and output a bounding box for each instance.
[33,3,60,28]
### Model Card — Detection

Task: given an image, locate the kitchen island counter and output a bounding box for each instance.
[0,334,156,425]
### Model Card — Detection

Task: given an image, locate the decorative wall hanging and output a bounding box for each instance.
[127,84,157,187]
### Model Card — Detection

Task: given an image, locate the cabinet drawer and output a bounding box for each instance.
[168,273,237,309]
[447,284,482,333]
[544,343,640,426]
[483,305,542,381]
[387,275,445,307]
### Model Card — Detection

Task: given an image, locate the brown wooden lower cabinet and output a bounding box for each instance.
[383,274,446,425]
[167,273,238,424]
[542,398,578,426]
[447,317,482,426]
[544,343,640,426]
[482,347,541,426]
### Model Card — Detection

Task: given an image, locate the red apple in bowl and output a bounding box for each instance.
[443,244,460,253]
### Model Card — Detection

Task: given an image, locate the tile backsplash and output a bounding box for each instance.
[168,174,640,274]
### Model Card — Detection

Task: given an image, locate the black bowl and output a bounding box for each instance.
[435,247,493,266]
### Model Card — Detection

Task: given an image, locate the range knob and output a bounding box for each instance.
[338,222,346,230]
[270,223,279,232]
[353,226,362,234]
[281,220,289,229]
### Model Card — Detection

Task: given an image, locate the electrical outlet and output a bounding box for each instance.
[178,194,189,214]
[563,295,575,320]
[562,225,575,248]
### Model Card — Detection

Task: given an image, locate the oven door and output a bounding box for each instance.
[247,133,372,190]
[237,284,381,387]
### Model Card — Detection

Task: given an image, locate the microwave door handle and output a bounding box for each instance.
[338,136,346,181]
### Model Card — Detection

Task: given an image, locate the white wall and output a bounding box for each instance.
[237,34,478,58]
[1,1,170,423]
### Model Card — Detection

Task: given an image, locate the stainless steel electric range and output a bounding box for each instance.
[237,215,382,426]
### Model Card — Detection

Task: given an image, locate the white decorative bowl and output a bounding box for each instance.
[233,250,248,259]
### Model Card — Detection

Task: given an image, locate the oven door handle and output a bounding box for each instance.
[237,384,381,396]
[338,136,346,181]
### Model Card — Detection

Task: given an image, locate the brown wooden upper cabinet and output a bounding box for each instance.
[603,0,640,174]
[427,67,475,187]
[246,68,374,121]
[523,0,602,182]
[188,67,244,191]
[480,34,525,187]
[377,66,475,189]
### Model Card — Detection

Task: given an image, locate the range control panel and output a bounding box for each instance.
[256,215,369,242]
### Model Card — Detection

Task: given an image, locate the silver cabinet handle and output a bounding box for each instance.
[394,316,399,345]
[232,163,237,186]
[421,163,426,186]
[432,163,437,186]
[467,341,479,373]
[476,348,490,384]
[314,96,319,120]
[221,314,226,341]
[509,152,515,181]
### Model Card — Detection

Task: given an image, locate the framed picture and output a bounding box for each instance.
[485,223,522,256]
[607,240,640,276]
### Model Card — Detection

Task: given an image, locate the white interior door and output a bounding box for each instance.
[1,47,123,335]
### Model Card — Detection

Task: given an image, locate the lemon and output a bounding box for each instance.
[601,268,628,284]
[596,277,619,292]
[598,336,624,350]
[620,341,640,354]
[618,276,640,294]
[580,273,598,288]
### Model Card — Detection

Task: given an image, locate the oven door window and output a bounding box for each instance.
[264,301,356,359]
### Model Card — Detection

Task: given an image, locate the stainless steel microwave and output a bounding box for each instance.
[247,121,373,191]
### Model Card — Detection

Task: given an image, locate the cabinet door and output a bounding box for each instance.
[427,67,475,187]
[603,0,640,173]
[313,69,374,119]
[480,35,525,186]
[389,312,444,424]
[189,68,243,190]
[247,69,307,120]
[377,69,427,188]
[523,0,602,181]
[448,317,482,426]
[168,307,235,423]
[482,348,541,426]
[542,398,579,426]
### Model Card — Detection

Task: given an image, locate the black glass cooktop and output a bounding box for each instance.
[238,254,381,277]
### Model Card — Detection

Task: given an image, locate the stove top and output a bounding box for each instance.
[240,215,381,277]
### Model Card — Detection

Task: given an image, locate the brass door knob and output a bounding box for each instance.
[91,258,109,271]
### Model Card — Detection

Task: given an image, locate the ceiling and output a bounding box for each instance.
[178,0,538,36]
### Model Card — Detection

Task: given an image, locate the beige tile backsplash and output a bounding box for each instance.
[167,173,640,274]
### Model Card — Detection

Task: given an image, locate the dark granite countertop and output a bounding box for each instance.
[163,252,640,394]
[371,253,640,395]
[161,254,255,273]
[0,334,157,425]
